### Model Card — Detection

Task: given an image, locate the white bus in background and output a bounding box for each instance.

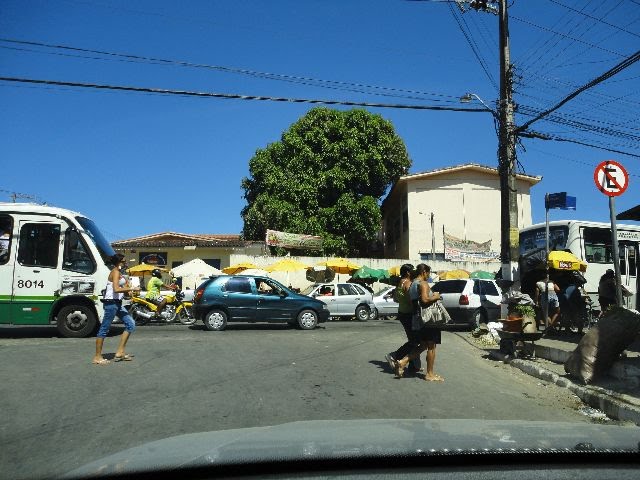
[0,203,115,337]
[519,220,639,312]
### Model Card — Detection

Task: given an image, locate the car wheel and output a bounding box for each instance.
[56,304,97,338]
[472,308,486,329]
[204,309,227,331]
[297,309,318,330]
[369,307,379,320]
[386,314,397,321]
[355,305,369,322]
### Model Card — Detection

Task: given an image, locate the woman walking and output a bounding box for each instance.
[393,264,444,382]
[92,253,139,365]
[385,264,422,374]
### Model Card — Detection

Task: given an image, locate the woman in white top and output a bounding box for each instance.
[92,253,139,365]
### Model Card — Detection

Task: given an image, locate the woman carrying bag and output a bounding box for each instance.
[393,264,447,382]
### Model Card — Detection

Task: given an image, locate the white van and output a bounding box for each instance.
[0,203,115,337]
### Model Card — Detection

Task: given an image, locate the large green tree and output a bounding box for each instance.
[241,107,411,256]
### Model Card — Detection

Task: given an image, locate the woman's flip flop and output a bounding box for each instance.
[114,354,135,362]
[92,358,111,365]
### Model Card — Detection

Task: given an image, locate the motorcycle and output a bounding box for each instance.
[557,275,595,334]
[128,288,196,326]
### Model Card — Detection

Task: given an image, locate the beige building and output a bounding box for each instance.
[381,164,541,260]
[112,232,264,271]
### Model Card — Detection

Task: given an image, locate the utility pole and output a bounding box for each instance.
[497,0,518,282]
[463,0,518,281]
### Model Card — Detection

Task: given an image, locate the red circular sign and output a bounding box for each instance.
[594,160,629,197]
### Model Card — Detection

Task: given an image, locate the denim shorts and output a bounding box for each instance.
[97,302,136,338]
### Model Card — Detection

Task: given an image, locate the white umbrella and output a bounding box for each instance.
[171,258,223,289]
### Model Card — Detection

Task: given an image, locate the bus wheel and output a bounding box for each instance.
[56,305,97,338]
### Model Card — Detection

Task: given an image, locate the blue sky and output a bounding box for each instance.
[1,0,638,242]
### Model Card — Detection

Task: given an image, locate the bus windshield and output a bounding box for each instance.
[75,216,116,265]
[519,226,569,256]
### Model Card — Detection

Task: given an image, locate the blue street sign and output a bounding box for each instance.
[546,192,576,210]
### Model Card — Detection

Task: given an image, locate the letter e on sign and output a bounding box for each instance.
[594,160,628,197]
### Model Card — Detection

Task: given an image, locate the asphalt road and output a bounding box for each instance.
[1,319,597,479]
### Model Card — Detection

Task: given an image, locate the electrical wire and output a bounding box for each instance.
[0,38,464,104]
[0,76,492,112]
[516,49,640,133]
[547,0,640,39]
[447,1,499,90]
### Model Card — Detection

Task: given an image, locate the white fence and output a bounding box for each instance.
[228,254,502,290]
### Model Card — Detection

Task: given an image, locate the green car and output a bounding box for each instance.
[192,275,330,331]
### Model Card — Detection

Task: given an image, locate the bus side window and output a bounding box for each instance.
[0,214,12,265]
[63,228,96,274]
[17,223,61,268]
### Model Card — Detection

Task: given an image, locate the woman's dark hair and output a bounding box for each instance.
[399,263,414,278]
[109,253,126,267]
[415,263,431,277]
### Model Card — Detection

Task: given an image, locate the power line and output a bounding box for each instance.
[0,38,463,103]
[0,76,492,112]
[516,49,640,133]
[510,13,629,59]
[447,1,499,90]
[547,0,640,39]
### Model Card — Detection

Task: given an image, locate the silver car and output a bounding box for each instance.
[370,286,399,320]
[301,282,374,321]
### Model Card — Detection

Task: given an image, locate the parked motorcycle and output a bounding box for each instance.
[128,288,195,326]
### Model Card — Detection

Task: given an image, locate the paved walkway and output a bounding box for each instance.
[485,328,640,425]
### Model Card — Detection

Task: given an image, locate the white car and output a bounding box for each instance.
[301,282,375,321]
[430,279,502,329]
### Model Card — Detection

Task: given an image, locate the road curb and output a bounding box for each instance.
[488,349,640,426]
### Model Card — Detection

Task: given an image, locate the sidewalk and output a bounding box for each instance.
[486,329,640,425]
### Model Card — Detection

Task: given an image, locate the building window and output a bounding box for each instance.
[203,258,221,269]
[402,210,408,232]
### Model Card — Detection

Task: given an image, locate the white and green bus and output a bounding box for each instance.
[0,203,116,337]
[519,220,640,312]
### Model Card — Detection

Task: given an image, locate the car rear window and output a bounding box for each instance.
[431,280,467,293]
[477,280,499,296]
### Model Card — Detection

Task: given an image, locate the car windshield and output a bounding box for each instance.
[3,2,640,479]
[300,284,317,296]
[375,287,394,296]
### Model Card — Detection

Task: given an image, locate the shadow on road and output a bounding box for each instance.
[0,325,126,339]
[183,323,329,332]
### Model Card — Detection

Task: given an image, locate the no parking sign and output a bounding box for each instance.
[594,159,629,306]
[594,160,629,197]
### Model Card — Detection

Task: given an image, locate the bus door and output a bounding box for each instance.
[620,241,638,311]
[0,214,15,323]
[11,219,64,324]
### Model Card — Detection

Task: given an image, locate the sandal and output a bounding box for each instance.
[425,374,444,382]
[114,354,135,362]
[92,358,110,365]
